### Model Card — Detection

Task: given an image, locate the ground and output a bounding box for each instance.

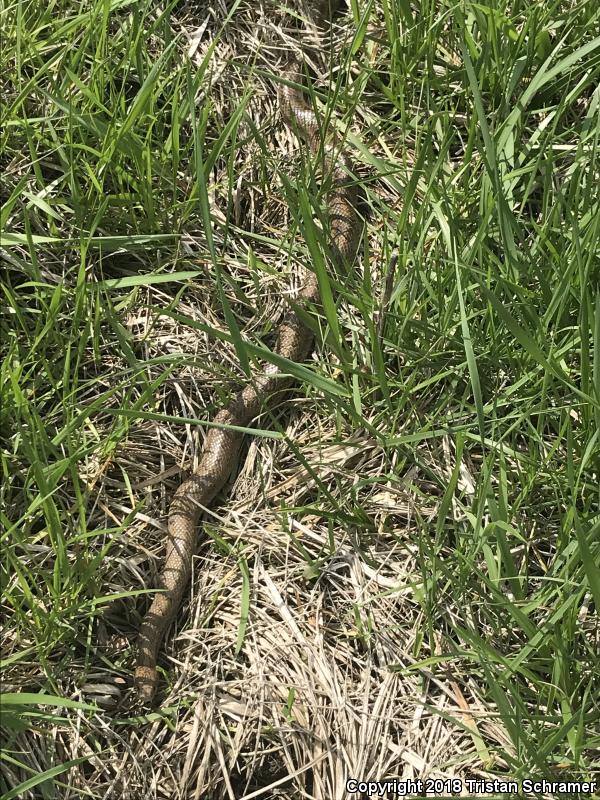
[1,0,599,798]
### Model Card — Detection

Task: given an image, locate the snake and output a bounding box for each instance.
[134,0,359,703]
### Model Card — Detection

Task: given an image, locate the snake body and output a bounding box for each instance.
[134,6,358,703]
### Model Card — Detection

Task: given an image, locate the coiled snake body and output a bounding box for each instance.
[134,6,358,703]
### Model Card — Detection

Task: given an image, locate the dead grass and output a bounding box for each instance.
[2,0,599,798]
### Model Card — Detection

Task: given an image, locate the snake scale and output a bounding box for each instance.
[134,0,359,703]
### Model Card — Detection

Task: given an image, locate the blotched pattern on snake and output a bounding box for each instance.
[134,0,360,703]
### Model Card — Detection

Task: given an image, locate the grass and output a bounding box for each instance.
[1,0,599,797]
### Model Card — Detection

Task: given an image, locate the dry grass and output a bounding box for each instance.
[2,0,599,798]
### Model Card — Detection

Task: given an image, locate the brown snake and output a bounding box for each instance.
[134,2,359,703]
